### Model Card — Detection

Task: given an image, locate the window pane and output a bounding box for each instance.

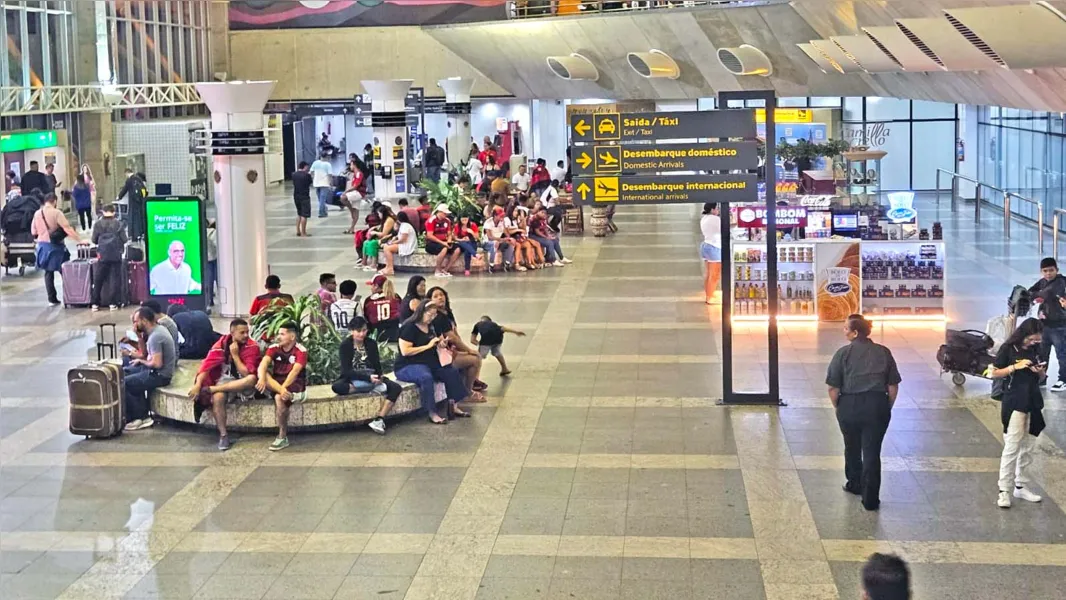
[865,97,909,121]
[810,96,842,107]
[778,97,808,107]
[843,97,863,120]
[912,100,954,120]
[867,122,909,190]
[911,121,956,190]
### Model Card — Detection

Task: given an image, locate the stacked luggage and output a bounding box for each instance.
[60,241,147,308]
[937,285,1031,385]
[0,193,41,275]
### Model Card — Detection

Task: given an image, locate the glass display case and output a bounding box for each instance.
[841,149,887,207]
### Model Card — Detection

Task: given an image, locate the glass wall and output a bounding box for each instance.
[105,0,211,86]
[3,0,76,87]
[841,97,958,191]
[977,106,1066,221]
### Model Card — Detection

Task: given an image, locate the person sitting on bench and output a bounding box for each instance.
[188,318,261,451]
[332,316,403,435]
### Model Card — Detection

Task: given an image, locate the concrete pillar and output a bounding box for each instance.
[73,0,113,204]
[361,79,413,200]
[195,81,275,318]
[438,78,475,172]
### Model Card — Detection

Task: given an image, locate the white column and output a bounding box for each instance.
[361,79,413,200]
[438,78,475,172]
[195,80,275,318]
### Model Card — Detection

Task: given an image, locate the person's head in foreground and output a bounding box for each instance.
[265,275,281,292]
[132,307,157,335]
[319,273,337,292]
[1040,256,1059,281]
[1007,317,1044,350]
[347,315,369,342]
[412,299,438,326]
[702,202,719,216]
[276,322,298,348]
[861,553,910,600]
[845,313,872,342]
[230,319,250,344]
[338,279,357,299]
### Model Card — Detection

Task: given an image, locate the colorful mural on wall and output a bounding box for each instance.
[229,0,509,29]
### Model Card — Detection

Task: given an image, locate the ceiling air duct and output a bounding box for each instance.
[894,17,995,71]
[942,3,1066,69]
[626,50,680,79]
[716,45,772,76]
[797,42,843,74]
[861,26,941,72]
[545,54,599,81]
[829,35,902,73]
[809,40,864,73]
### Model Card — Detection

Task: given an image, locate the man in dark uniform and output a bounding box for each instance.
[117,168,147,240]
[826,314,901,511]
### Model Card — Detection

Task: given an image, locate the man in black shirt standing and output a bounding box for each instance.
[825,314,901,511]
[1029,257,1066,391]
[19,161,49,196]
[424,138,445,183]
[292,161,313,237]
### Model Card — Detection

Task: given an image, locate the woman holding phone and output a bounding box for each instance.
[395,299,471,423]
[988,317,1047,508]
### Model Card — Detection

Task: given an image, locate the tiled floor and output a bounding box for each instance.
[3,192,1066,599]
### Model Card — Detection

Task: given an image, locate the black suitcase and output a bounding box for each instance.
[68,324,124,438]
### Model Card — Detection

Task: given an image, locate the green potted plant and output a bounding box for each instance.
[250,294,342,386]
[420,178,482,223]
[777,138,850,179]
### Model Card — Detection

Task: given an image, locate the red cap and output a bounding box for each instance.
[367,274,388,287]
[493,206,505,215]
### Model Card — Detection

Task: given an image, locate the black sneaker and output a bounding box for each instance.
[842,483,861,496]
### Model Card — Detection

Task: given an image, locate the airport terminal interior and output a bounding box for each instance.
[5,1,1066,599]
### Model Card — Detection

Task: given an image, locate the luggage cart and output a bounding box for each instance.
[938,286,1030,386]
[1,233,37,275]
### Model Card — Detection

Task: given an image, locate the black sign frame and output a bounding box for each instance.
[142,195,209,313]
[572,174,758,205]
[570,110,757,143]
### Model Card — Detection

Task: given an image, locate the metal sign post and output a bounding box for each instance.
[717,90,783,406]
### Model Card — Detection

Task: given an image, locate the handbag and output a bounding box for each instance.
[49,226,67,245]
[437,344,454,366]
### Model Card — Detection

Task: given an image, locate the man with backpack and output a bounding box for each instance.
[117,168,147,240]
[91,204,128,311]
[424,138,446,183]
[1029,257,1066,391]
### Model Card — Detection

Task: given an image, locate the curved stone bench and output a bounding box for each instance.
[380,248,488,274]
[149,361,445,433]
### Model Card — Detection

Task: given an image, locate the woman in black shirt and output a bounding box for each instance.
[394,299,470,423]
[400,276,426,323]
[988,317,1047,509]
[428,286,486,400]
[332,316,403,435]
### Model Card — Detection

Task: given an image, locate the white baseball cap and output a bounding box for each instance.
[434,204,452,215]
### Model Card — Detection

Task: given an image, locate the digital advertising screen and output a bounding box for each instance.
[144,196,206,309]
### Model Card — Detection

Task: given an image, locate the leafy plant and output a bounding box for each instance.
[420,178,482,223]
[777,138,850,163]
[369,331,398,373]
[250,294,342,386]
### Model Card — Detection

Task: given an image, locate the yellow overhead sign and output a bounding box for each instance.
[754,108,813,123]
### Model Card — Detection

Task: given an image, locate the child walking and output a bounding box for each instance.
[470,315,525,376]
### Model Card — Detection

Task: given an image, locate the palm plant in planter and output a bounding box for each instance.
[250,294,342,386]
[420,178,483,223]
[777,138,850,180]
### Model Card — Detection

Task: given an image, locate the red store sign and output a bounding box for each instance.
[736,206,808,228]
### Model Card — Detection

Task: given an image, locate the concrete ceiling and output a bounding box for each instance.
[422,0,1066,110]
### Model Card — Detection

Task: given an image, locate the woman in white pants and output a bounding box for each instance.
[988,317,1047,508]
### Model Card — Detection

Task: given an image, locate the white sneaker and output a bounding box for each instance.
[368,418,386,435]
[434,271,448,278]
[109,305,118,311]
[561,258,573,264]
[553,260,565,267]
[516,265,527,272]
[91,305,100,312]
[1013,487,1043,503]
[997,490,1012,508]
[124,418,154,431]
[1050,381,1066,392]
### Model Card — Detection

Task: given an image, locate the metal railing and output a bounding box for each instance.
[507,0,784,19]
[1054,209,1066,261]
[936,168,1044,254]
[1,83,202,116]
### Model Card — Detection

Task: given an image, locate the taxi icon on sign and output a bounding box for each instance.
[593,113,620,141]
[598,120,615,135]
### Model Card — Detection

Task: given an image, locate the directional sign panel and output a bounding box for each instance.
[573,142,757,177]
[571,110,755,144]
[572,174,758,206]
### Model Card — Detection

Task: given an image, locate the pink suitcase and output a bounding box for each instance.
[127,261,148,304]
[62,244,94,307]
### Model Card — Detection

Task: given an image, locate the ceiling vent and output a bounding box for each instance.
[895,17,995,71]
[861,26,942,72]
[797,42,842,74]
[830,35,902,73]
[942,4,1066,69]
[716,45,772,76]
[545,54,599,81]
[626,50,680,79]
[810,39,863,73]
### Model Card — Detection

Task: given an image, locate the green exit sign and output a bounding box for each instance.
[0,130,58,153]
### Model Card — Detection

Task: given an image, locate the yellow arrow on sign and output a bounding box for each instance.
[577,152,592,169]
[574,119,590,136]
[598,151,618,165]
[576,182,591,201]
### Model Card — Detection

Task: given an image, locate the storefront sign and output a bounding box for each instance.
[885,192,918,223]
[754,108,813,123]
[0,130,58,153]
[798,195,834,208]
[573,174,757,205]
[736,206,808,228]
[570,110,756,144]
[573,142,757,176]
